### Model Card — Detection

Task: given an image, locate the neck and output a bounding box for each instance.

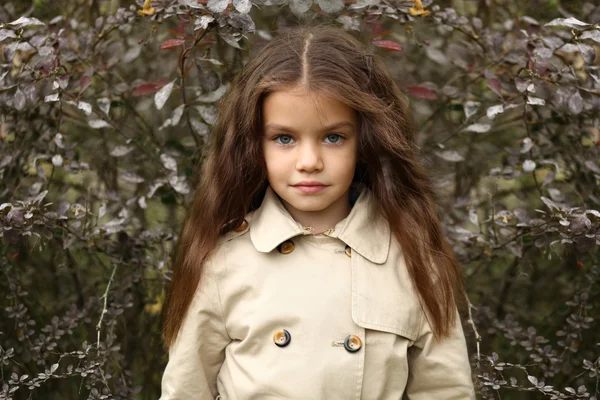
[281,190,352,234]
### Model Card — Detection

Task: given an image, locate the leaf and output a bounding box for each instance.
[110,146,134,157]
[44,93,59,102]
[207,0,229,12]
[527,375,538,386]
[160,39,186,49]
[585,160,600,174]
[487,105,504,120]
[435,150,464,162]
[580,29,600,43]
[463,101,480,120]
[465,123,491,133]
[487,78,502,97]
[52,154,63,167]
[0,29,17,43]
[289,0,312,15]
[545,17,590,30]
[425,47,449,65]
[132,78,171,97]
[577,43,596,64]
[317,0,344,13]
[88,120,111,129]
[154,81,175,110]
[233,0,252,13]
[527,96,545,106]
[79,72,93,96]
[568,91,583,115]
[168,175,190,194]
[522,160,536,172]
[372,40,402,51]
[520,138,533,153]
[14,88,26,111]
[9,17,45,28]
[78,101,92,116]
[160,154,178,171]
[405,86,437,100]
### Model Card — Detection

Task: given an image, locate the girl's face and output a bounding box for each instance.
[261,87,359,219]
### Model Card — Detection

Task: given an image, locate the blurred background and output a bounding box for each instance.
[1,0,599,398]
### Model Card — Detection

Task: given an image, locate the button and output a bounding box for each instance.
[277,240,295,254]
[234,219,248,232]
[344,334,362,353]
[273,329,291,347]
[345,245,352,258]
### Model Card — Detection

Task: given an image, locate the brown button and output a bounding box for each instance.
[233,219,248,232]
[345,245,352,258]
[344,334,362,353]
[277,240,295,254]
[273,329,291,347]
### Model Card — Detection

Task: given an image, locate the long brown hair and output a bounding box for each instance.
[163,23,465,348]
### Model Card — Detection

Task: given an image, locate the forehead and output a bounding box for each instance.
[262,88,357,130]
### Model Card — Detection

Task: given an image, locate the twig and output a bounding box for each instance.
[96,261,119,349]
[465,292,482,363]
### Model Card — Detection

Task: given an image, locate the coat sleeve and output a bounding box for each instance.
[159,253,231,400]
[404,308,476,400]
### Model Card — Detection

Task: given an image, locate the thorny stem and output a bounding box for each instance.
[180,26,211,150]
[96,260,119,349]
[466,292,482,363]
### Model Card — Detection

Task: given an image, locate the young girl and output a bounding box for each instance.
[160,24,475,399]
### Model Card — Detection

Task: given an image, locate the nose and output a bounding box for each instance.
[295,141,323,172]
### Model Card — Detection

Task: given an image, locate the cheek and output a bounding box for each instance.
[263,147,289,177]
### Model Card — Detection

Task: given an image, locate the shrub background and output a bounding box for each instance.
[1,0,599,398]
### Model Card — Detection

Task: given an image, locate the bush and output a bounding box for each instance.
[1,0,599,398]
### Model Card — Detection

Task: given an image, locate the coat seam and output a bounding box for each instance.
[214,243,232,341]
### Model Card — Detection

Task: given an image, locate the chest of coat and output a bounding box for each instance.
[217,235,422,343]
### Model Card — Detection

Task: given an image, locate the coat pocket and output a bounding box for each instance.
[351,251,422,342]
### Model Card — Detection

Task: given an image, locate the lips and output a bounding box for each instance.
[293,181,327,187]
[292,182,329,194]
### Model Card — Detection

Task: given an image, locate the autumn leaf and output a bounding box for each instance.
[138,0,156,16]
[408,0,430,17]
[160,39,186,49]
[406,85,438,100]
[372,40,403,51]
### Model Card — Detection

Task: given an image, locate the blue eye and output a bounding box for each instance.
[325,134,343,144]
[274,135,294,145]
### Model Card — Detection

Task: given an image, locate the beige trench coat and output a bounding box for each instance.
[160,185,475,399]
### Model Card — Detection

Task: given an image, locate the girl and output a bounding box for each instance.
[160,24,475,399]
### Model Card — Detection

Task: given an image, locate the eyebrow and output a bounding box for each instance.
[264,121,355,132]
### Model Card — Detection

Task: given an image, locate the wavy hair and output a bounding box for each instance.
[163,23,465,348]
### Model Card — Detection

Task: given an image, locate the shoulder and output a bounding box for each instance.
[206,211,258,274]
[216,210,257,247]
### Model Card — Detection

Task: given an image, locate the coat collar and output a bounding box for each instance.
[249,185,391,264]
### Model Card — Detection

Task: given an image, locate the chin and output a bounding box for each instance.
[283,196,333,213]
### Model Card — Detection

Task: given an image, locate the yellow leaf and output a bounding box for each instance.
[409,0,431,17]
[138,0,156,16]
